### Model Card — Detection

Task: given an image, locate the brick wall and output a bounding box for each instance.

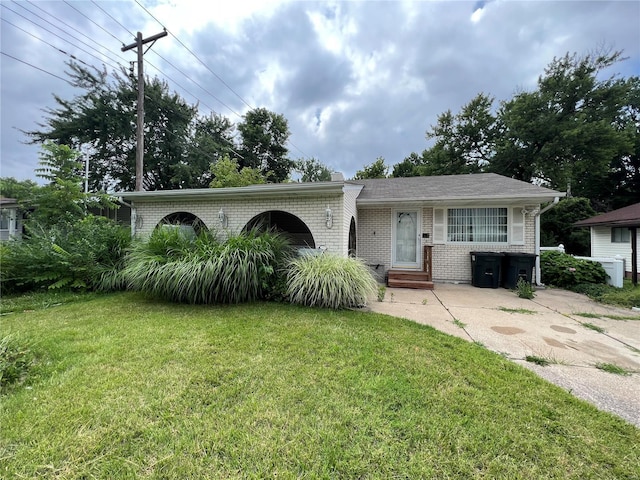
[357,204,539,283]
[132,192,346,253]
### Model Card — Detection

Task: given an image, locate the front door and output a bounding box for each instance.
[392,210,421,269]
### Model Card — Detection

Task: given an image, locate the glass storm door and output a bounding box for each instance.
[393,211,420,268]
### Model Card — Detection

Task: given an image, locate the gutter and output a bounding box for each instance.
[534,197,560,286]
[118,197,136,237]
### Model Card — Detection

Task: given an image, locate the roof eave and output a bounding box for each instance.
[120,182,345,201]
[356,193,564,206]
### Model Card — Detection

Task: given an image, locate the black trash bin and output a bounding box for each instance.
[470,252,504,288]
[501,252,537,289]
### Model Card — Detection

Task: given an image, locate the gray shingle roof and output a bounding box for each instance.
[350,173,564,204]
[575,202,640,227]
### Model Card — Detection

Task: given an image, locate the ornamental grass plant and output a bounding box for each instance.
[287,253,377,309]
[123,227,290,304]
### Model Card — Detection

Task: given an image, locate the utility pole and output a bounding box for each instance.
[121,30,167,191]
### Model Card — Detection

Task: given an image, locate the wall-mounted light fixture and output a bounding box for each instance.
[218,208,227,228]
[325,205,333,229]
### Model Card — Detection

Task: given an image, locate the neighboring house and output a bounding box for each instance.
[575,202,640,285]
[120,173,563,287]
[0,198,22,241]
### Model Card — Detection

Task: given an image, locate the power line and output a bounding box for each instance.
[133,0,312,159]
[2,3,123,71]
[1,51,73,85]
[61,0,128,45]
[24,0,126,60]
[2,17,101,72]
[133,0,255,111]
[149,50,242,118]
[89,0,135,39]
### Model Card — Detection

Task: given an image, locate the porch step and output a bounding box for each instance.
[387,270,434,290]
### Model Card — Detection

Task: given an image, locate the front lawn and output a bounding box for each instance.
[1,292,638,478]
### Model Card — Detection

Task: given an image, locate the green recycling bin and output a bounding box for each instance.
[470,252,504,288]
[501,252,537,289]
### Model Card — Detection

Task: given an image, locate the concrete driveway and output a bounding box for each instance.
[368,283,640,427]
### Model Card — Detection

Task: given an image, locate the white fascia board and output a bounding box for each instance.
[120,182,345,202]
[356,193,565,207]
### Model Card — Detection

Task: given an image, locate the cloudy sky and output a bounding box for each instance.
[1,0,639,186]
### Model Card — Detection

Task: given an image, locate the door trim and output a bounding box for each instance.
[391,209,422,269]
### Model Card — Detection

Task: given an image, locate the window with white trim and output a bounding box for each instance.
[611,227,630,243]
[447,207,508,243]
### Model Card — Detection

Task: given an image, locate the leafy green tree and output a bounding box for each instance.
[26,62,205,191]
[178,114,236,188]
[492,51,634,208]
[353,157,388,179]
[29,142,115,228]
[425,93,496,174]
[237,108,292,183]
[392,152,424,177]
[540,197,596,256]
[209,155,265,188]
[0,178,39,203]
[295,158,332,182]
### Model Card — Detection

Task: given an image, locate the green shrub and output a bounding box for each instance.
[540,250,608,289]
[1,216,130,293]
[515,278,535,299]
[286,254,377,309]
[0,335,35,393]
[123,228,290,304]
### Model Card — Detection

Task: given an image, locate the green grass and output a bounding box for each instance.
[595,362,632,376]
[1,292,639,479]
[572,280,640,308]
[0,289,100,314]
[581,322,606,333]
[525,355,551,366]
[575,312,640,321]
[498,307,536,315]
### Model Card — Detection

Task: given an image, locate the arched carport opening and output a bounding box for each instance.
[348,216,356,257]
[244,210,315,248]
[156,211,207,237]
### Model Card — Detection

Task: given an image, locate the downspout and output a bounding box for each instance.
[118,198,136,237]
[534,197,560,286]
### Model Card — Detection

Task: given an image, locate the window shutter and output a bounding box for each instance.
[511,207,525,245]
[433,208,445,244]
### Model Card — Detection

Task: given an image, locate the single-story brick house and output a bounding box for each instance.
[575,202,640,285]
[120,173,564,287]
[0,197,22,241]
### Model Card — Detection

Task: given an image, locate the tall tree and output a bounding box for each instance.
[492,51,634,208]
[209,155,265,188]
[353,157,388,179]
[26,62,206,192]
[237,108,292,183]
[29,142,114,227]
[179,114,236,188]
[295,158,332,182]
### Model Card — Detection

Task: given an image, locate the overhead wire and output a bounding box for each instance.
[132,0,312,159]
[24,0,127,61]
[1,18,98,71]
[1,51,73,85]
[61,0,130,45]
[2,3,124,71]
[89,0,136,38]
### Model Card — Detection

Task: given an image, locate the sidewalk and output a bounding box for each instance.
[368,283,640,427]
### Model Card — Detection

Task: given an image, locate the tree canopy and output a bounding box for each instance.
[353,157,389,179]
[392,50,639,210]
[26,62,294,191]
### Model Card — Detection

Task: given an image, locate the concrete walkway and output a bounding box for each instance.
[368,283,640,427]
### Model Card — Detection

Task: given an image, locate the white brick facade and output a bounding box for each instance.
[357,204,539,283]
[122,178,555,285]
[132,191,350,254]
